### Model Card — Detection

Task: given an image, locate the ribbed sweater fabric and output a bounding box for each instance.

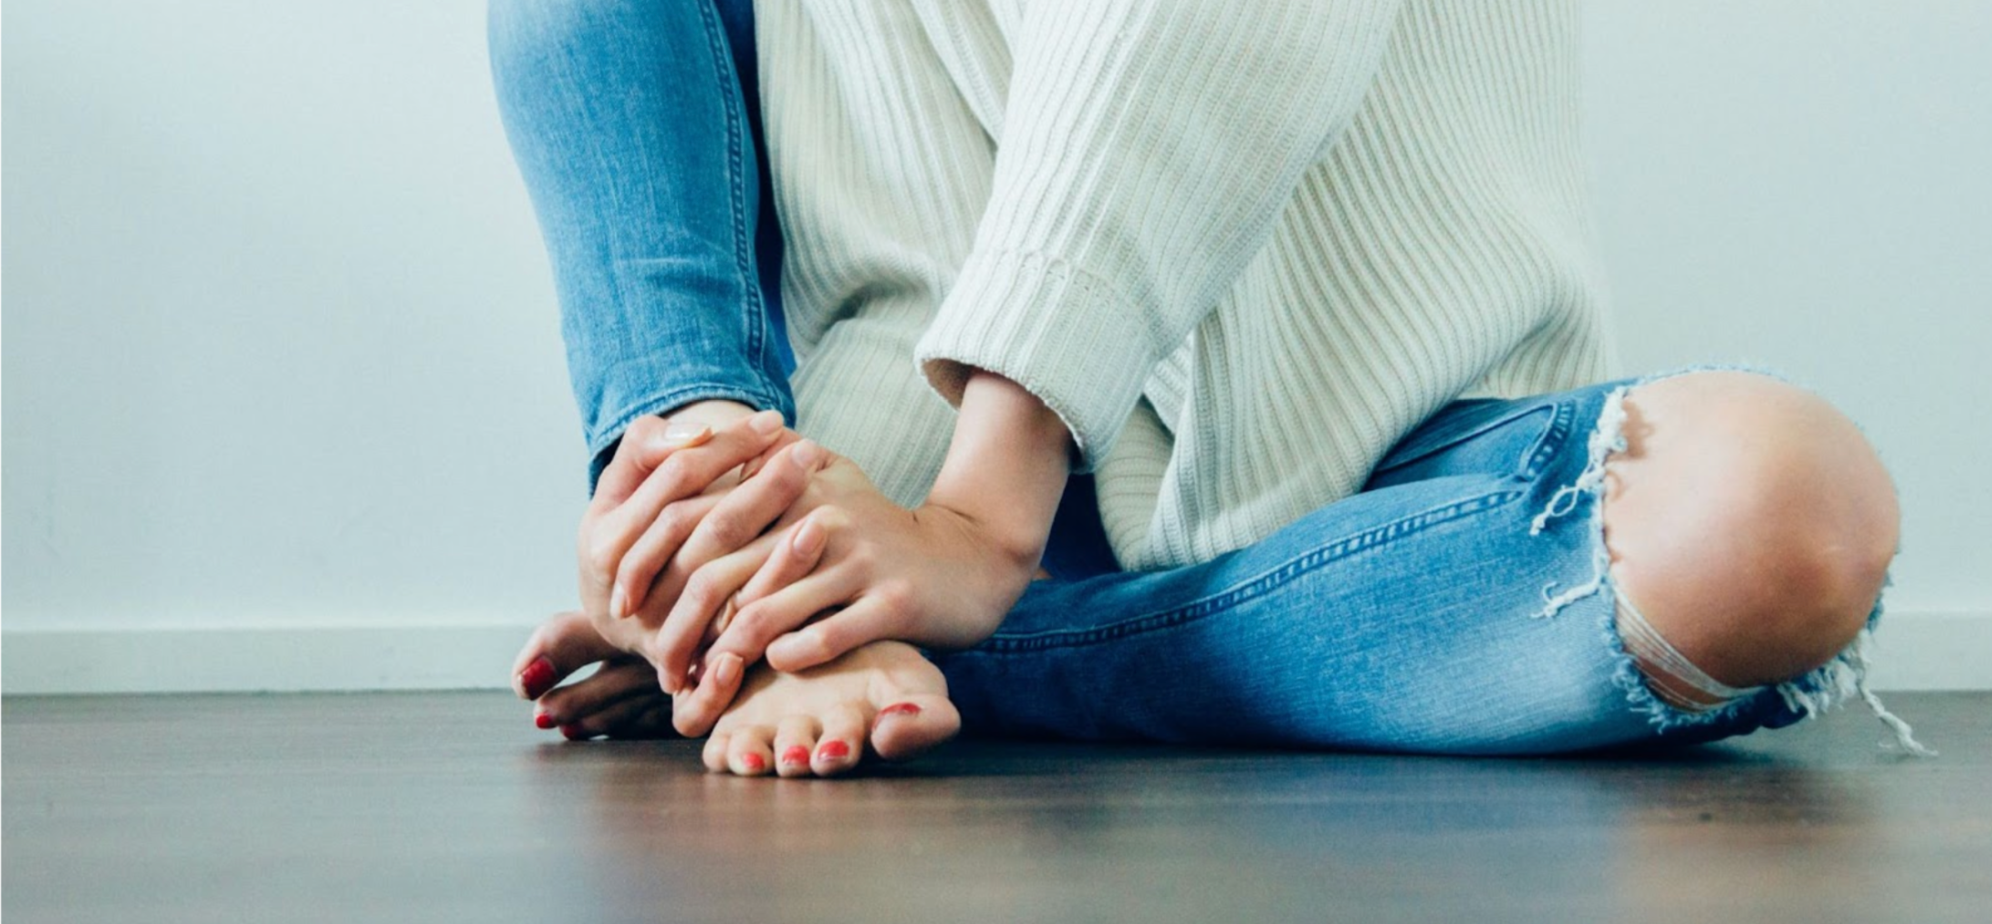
[758,0,1618,571]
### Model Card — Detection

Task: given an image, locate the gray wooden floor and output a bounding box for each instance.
[4,691,1986,924]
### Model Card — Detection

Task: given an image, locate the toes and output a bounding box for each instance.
[533,658,655,730]
[868,694,961,763]
[726,727,777,777]
[513,610,620,700]
[772,715,820,778]
[702,733,732,773]
[812,704,866,777]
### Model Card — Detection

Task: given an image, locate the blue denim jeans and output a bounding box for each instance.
[490,0,795,490]
[950,378,1847,754]
[488,1,1895,755]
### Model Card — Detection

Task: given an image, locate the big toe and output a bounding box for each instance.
[867,694,960,763]
[513,610,619,699]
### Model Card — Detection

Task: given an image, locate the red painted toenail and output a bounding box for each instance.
[535,712,557,729]
[520,657,556,699]
[878,703,922,719]
[781,746,810,766]
[817,740,850,761]
[741,753,766,772]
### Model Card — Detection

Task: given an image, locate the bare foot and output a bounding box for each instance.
[513,610,675,740]
[702,640,960,778]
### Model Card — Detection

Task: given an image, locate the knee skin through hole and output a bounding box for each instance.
[1595,372,1899,703]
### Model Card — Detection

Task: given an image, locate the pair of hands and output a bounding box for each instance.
[515,400,1037,738]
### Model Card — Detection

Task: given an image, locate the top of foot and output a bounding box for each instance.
[702,640,960,778]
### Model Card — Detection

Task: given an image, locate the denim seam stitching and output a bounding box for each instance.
[980,489,1525,654]
[695,0,767,371]
[1376,401,1537,476]
[1517,400,1577,482]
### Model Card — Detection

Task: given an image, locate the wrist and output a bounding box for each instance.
[926,370,1073,570]
[919,500,1044,580]
[660,399,760,431]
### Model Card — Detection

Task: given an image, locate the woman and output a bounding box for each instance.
[489,0,1926,778]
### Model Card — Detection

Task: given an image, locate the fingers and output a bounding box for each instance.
[653,530,792,693]
[590,416,715,511]
[620,410,785,518]
[511,610,621,699]
[578,410,786,613]
[763,593,905,674]
[737,426,804,482]
[615,439,826,622]
[705,562,863,676]
[735,510,830,610]
[670,652,744,738]
[601,493,723,623]
[672,440,826,591]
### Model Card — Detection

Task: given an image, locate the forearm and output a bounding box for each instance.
[916,2,1401,472]
[924,370,1075,573]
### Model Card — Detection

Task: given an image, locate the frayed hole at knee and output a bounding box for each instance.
[1615,592,1763,713]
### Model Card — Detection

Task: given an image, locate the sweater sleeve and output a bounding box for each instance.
[915,1,1404,470]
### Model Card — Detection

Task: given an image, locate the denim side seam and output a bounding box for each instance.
[585,382,794,495]
[980,489,1525,654]
[693,0,768,373]
[1528,363,1935,755]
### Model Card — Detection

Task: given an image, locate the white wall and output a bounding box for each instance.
[3,1,580,688]
[5,0,1988,693]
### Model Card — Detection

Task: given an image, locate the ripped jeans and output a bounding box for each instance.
[938,373,1919,754]
[489,1,1915,756]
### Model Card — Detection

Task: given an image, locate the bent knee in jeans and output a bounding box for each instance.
[1534,367,1929,753]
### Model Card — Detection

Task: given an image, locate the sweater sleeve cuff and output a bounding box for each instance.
[915,249,1163,473]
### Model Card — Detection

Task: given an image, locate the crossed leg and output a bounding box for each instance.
[520,371,1908,770]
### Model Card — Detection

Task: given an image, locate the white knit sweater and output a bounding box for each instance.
[758,0,1618,571]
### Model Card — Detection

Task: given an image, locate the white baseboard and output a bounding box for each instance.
[1854,610,1990,692]
[1,623,543,695]
[2,611,1987,696]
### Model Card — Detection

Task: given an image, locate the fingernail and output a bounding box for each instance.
[608,584,627,620]
[791,518,824,556]
[816,739,850,762]
[560,723,589,741]
[740,753,767,773]
[878,703,922,720]
[781,746,811,766]
[662,423,711,446]
[791,440,821,469]
[767,631,814,666]
[748,409,783,435]
[713,654,741,688]
[535,712,557,729]
[519,657,556,699]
